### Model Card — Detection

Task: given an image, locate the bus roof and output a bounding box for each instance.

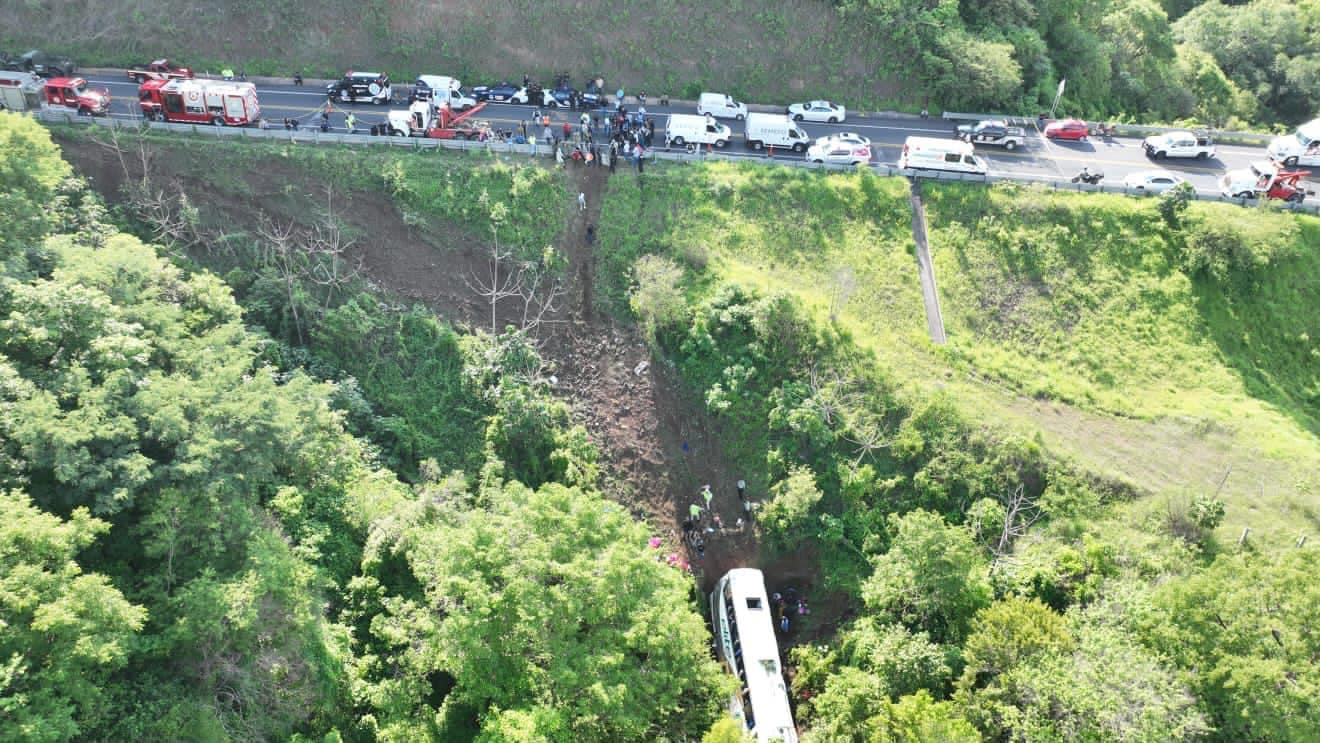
[723,569,797,743]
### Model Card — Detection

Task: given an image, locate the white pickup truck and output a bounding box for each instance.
[1142,131,1215,160]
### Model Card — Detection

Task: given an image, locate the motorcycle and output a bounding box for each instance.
[1071,169,1104,185]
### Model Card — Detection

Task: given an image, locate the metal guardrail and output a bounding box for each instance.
[31,109,1319,213]
[940,111,1275,145]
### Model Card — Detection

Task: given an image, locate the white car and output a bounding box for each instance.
[807,139,871,165]
[815,132,870,148]
[1123,170,1186,194]
[788,100,846,123]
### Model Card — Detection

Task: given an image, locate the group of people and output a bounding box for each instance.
[682,482,753,559]
[771,588,810,635]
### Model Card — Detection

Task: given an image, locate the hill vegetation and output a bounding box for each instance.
[6,108,1319,742]
[0,113,726,741]
[1,0,1315,125]
[597,158,1320,740]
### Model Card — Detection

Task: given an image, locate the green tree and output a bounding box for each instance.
[702,716,753,743]
[839,619,954,700]
[1137,550,1320,740]
[881,690,981,743]
[630,254,688,345]
[0,490,146,742]
[366,481,732,740]
[862,509,992,643]
[1174,45,1255,127]
[970,618,1209,741]
[1175,0,1320,124]
[958,597,1073,692]
[0,112,73,277]
[761,465,825,548]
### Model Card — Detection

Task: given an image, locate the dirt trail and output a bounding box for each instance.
[542,163,764,591]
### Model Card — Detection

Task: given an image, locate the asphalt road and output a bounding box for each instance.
[81,74,1282,195]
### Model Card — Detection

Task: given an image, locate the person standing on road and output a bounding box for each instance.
[528,134,537,158]
[702,485,713,511]
[689,502,703,521]
[578,191,586,211]
[344,112,356,134]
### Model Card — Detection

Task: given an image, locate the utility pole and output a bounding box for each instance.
[1049,78,1066,118]
[906,179,947,345]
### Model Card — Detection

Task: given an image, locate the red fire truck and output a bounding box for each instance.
[137,78,261,126]
[43,77,111,116]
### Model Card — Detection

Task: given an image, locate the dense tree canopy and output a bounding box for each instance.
[0,113,729,741]
[358,479,731,740]
[840,0,1312,124]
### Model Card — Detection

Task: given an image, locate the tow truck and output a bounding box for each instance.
[386,99,489,139]
[1219,160,1312,204]
[127,59,194,83]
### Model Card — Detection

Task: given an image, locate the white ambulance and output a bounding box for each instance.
[899,136,988,175]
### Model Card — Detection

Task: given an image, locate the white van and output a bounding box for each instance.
[1267,118,1320,168]
[414,75,476,110]
[744,113,810,152]
[697,92,748,120]
[899,137,988,175]
[666,113,733,148]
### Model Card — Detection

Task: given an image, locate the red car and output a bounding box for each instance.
[1044,118,1089,141]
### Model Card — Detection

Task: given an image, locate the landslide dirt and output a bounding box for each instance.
[56,134,816,607]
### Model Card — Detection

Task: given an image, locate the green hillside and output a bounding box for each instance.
[596,162,1319,548]
[10,111,1320,742]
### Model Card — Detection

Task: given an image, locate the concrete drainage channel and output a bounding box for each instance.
[30,109,1320,215]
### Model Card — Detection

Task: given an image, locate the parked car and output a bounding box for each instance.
[5,49,75,78]
[1122,170,1186,194]
[816,132,871,148]
[956,119,1026,150]
[807,139,871,165]
[545,75,577,108]
[1044,118,1089,141]
[787,100,846,123]
[325,72,392,104]
[472,81,527,103]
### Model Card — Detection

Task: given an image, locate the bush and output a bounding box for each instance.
[1180,219,1275,281]
[760,465,825,548]
[630,255,688,345]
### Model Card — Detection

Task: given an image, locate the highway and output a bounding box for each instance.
[78,73,1286,195]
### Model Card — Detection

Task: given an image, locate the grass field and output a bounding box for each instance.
[0,0,905,111]
[596,162,1320,549]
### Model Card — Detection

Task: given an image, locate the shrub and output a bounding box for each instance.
[630,255,688,345]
